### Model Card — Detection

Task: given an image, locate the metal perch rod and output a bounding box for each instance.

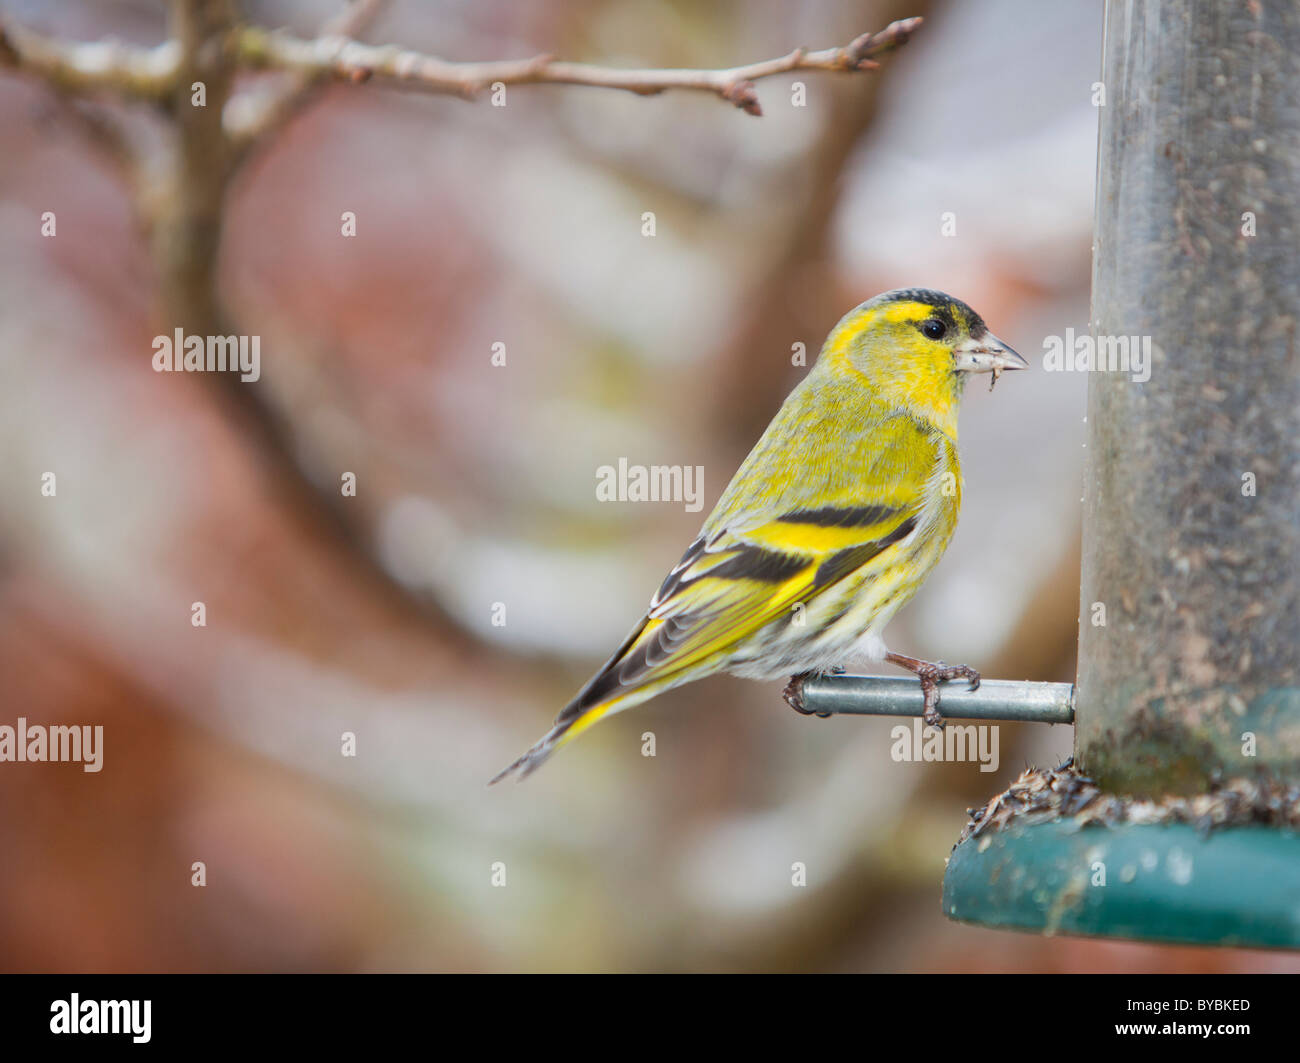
[798,675,1075,724]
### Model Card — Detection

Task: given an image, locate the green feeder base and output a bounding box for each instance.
[943,820,1300,950]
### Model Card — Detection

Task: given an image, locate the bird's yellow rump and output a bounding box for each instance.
[492,288,1026,782]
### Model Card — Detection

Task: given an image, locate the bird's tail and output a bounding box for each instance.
[490,611,704,783]
[488,664,683,784]
[488,697,616,784]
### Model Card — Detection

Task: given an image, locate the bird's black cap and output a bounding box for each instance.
[865,287,988,337]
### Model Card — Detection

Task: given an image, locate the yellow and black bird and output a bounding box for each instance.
[492,288,1025,782]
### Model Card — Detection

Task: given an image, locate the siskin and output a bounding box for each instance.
[492,288,1026,783]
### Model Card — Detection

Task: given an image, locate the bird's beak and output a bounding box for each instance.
[953,332,1028,376]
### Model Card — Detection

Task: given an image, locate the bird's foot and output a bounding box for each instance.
[783,672,810,714]
[783,672,831,718]
[884,652,980,729]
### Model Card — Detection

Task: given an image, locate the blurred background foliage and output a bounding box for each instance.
[0,0,1293,972]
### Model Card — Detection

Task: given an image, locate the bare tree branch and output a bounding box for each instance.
[225,0,389,160]
[230,17,923,116]
[0,19,178,99]
[2,12,921,120]
[151,0,238,333]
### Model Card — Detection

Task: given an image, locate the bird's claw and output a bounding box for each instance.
[783,674,808,714]
[784,672,831,718]
[915,661,980,729]
[885,653,980,730]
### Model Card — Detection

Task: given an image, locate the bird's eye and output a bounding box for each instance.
[921,318,947,341]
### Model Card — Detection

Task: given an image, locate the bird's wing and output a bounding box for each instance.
[566,411,942,715]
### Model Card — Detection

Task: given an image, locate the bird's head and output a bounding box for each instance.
[820,288,1026,437]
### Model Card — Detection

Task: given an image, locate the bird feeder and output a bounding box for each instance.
[942,0,1300,948]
